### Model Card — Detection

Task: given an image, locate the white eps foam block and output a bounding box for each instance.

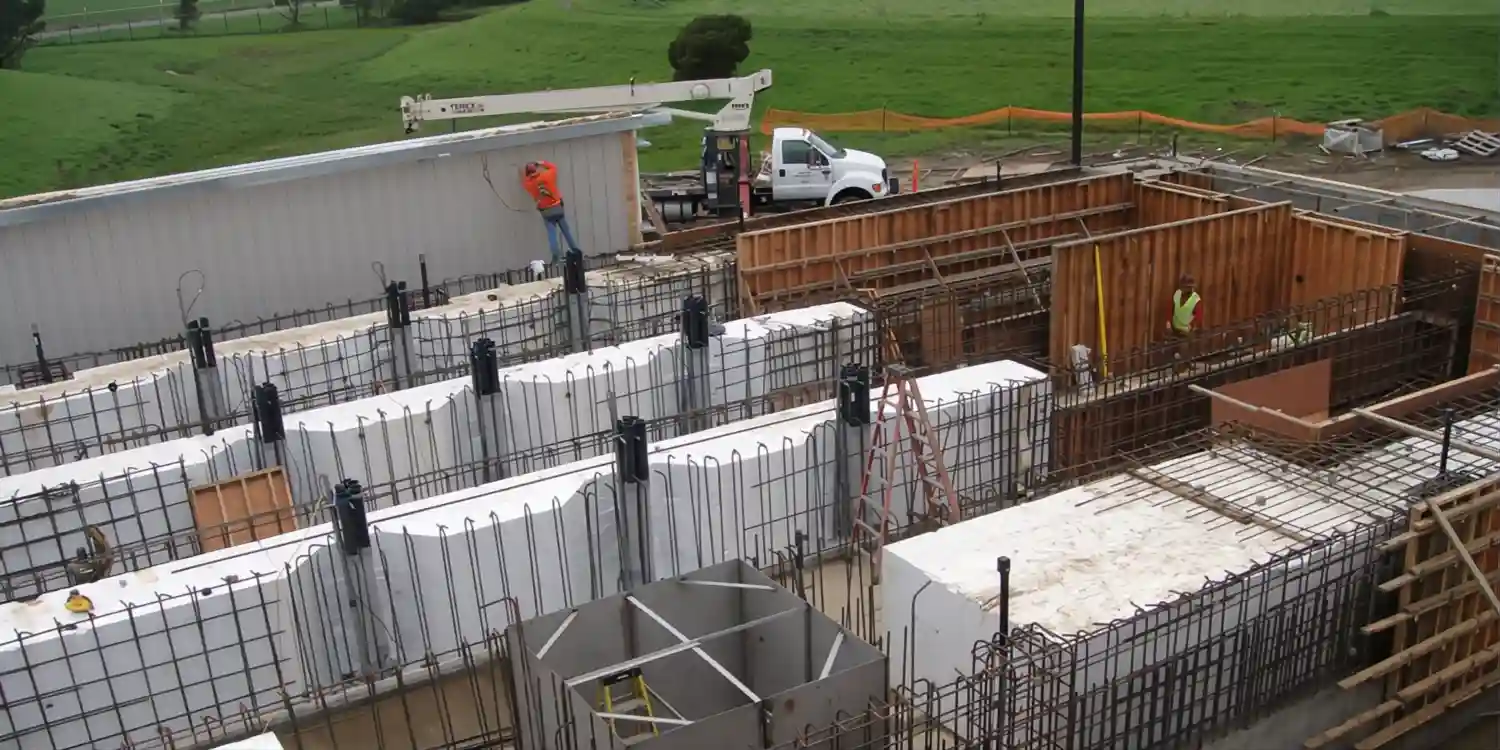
[0,359,1049,750]
[880,409,1500,742]
[0,253,736,479]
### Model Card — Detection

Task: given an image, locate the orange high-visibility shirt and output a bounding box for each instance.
[523,161,564,210]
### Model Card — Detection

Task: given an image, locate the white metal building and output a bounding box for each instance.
[0,112,657,369]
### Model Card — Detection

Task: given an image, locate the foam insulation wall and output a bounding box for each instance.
[0,302,872,603]
[0,360,1052,750]
[0,255,734,478]
[883,408,1500,742]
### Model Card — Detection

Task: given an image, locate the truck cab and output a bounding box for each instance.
[755,127,898,207]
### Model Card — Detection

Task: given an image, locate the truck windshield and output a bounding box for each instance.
[808,132,847,159]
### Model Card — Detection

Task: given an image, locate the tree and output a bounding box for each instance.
[279,0,303,27]
[666,14,751,82]
[0,0,46,70]
[390,0,445,23]
[174,0,200,30]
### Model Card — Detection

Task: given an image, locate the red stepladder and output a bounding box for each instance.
[850,364,960,575]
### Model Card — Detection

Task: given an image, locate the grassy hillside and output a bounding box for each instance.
[0,69,181,197]
[3,0,1496,198]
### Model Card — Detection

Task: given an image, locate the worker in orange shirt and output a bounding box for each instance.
[522,161,582,263]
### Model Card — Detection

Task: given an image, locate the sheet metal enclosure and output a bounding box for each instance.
[506,559,887,750]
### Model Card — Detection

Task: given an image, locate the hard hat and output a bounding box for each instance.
[524,162,540,176]
[65,589,94,614]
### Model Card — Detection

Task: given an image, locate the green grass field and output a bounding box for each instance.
[42,6,358,42]
[42,0,272,27]
[3,0,1496,199]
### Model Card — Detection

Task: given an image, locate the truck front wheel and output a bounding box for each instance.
[831,189,873,205]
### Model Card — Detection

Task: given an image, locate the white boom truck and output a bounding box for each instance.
[399,69,899,222]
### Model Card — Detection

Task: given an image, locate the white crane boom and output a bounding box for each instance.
[399,69,773,134]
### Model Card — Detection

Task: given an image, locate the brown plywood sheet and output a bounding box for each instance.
[1132,181,1228,226]
[1212,359,1333,425]
[1049,202,1296,378]
[736,173,1135,312]
[1471,255,1500,374]
[918,300,964,369]
[1287,213,1407,335]
[191,467,297,553]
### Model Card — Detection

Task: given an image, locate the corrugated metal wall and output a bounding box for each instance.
[0,129,637,368]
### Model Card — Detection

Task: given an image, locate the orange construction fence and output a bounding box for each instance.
[760,106,1500,144]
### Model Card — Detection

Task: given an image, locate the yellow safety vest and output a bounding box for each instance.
[1171,290,1200,333]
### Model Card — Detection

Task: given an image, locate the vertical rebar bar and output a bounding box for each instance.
[563,249,590,354]
[419,254,431,310]
[997,556,1011,644]
[679,295,711,433]
[615,416,652,588]
[30,325,52,385]
[1440,407,1456,476]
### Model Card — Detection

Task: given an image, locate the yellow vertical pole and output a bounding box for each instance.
[1093,244,1110,379]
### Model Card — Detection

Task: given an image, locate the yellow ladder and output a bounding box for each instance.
[598,667,659,744]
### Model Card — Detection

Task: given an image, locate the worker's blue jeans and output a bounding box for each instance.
[540,205,580,263]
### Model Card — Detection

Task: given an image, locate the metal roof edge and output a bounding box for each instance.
[0,112,660,229]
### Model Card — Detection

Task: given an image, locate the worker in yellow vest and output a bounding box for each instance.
[1168,273,1201,371]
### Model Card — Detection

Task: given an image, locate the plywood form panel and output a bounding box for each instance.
[1159,171,1217,192]
[1132,182,1228,226]
[918,300,965,369]
[1288,214,1406,334]
[190,467,297,553]
[1470,255,1500,373]
[1213,359,1333,422]
[1410,234,1490,268]
[654,167,1088,252]
[619,131,643,244]
[1049,203,1295,377]
[736,173,1134,310]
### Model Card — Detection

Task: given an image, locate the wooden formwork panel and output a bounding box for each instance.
[1310,478,1500,749]
[1158,171,1218,192]
[1288,213,1406,334]
[1470,254,1500,373]
[190,467,297,553]
[651,167,1087,252]
[1156,172,1266,211]
[1410,234,1490,269]
[620,132,644,244]
[736,173,1134,311]
[919,299,965,369]
[882,286,1049,372]
[1132,181,1228,226]
[1049,202,1295,377]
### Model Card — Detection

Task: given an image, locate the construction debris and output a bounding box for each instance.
[1452,129,1500,158]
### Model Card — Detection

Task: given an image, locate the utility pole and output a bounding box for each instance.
[1070,0,1086,166]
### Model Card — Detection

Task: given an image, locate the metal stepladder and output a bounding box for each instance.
[598,666,659,745]
[851,364,960,575]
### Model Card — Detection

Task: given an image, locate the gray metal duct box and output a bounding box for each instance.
[506,559,887,749]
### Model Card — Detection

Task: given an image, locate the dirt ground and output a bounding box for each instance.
[1449,719,1500,750]
[891,138,1500,195]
